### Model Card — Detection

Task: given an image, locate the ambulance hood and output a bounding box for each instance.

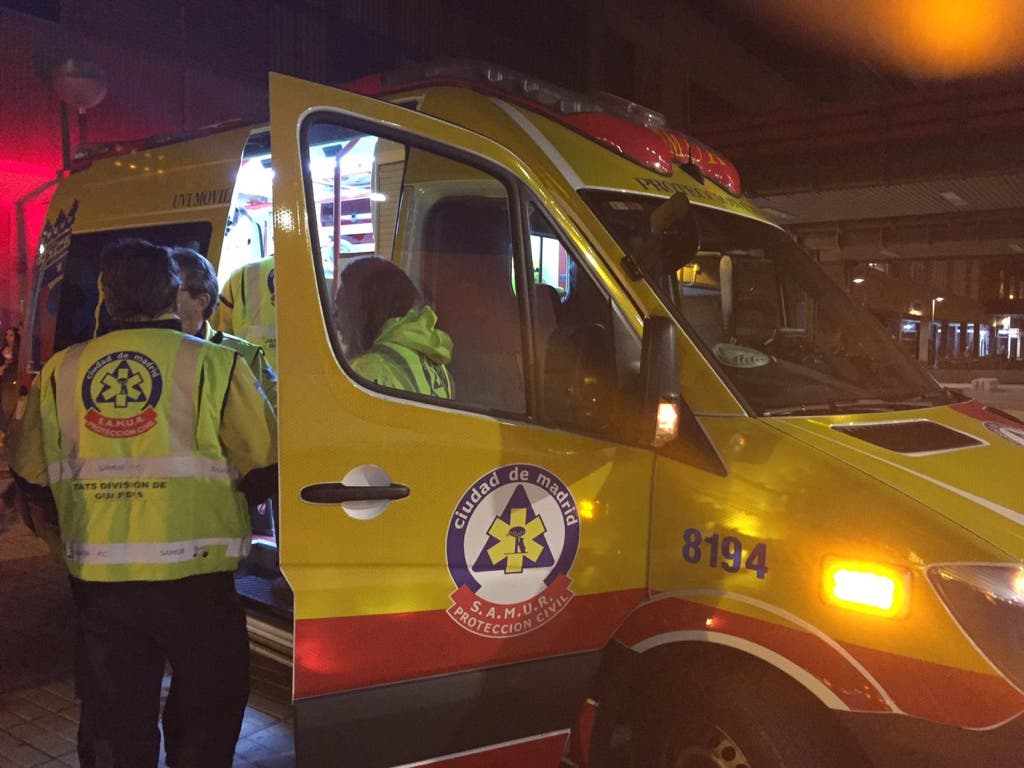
[769,400,1024,562]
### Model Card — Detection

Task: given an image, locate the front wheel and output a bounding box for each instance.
[630,661,862,768]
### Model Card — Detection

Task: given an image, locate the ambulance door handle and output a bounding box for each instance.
[299,464,408,520]
[300,483,409,503]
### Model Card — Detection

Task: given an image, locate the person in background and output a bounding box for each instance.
[214,255,277,370]
[8,238,277,768]
[0,326,21,437]
[333,256,454,399]
[172,247,277,410]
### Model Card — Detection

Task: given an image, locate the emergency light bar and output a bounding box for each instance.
[347,60,743,195]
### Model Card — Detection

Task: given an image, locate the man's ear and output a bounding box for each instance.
[199,292,212,314]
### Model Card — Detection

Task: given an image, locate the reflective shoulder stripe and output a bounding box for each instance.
[65,537,249,565]
[54,345,88,459]
[168,336,203,455]
[48,455,238,483]
[242,324,276,341]
[378,343,452,398]
[375,344,420,392]
[244,263,263,323]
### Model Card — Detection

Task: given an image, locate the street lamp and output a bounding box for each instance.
[931,296,944,367]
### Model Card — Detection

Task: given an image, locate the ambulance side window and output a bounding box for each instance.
[40,222,211,359]
[528,203,641,437]
[307,120,527,415]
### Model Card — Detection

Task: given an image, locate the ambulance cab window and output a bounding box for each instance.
[305,120,527,415]
[528,203,641,437]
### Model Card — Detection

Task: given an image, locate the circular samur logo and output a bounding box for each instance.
[445,464,580,638]
[81,351,163,438]
[984,421,1024,450]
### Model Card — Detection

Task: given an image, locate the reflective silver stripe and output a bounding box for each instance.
[55,345,87,458]
[65,537,249,565]
[168,337,201,455]
[244,264,264,324]
[242,324,276,341]
[48,455,238,483]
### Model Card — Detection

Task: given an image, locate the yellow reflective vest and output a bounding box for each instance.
[39,328,250,581]
[202,320,278,411]
[215,256,277,370]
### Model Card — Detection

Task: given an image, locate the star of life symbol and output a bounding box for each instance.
[446,464,579,638]
[81,351,163,439]
[97,362,147,409]
[486,507,545,573]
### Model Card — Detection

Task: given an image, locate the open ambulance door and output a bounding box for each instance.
[269,73,656,767]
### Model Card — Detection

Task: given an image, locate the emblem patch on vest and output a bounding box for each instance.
[81,351,163,438]
[445,464,580,638]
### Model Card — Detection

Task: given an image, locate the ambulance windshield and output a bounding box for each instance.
[584,191,953,416]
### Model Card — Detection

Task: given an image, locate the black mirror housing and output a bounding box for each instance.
[638,315,681,446]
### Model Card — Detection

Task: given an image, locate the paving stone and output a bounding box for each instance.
[19,688,73,714]
[0,696,50,722]
[0,737,51,767]
[32,714,79,743]
[7,719,77,758]
[246,721,294,756]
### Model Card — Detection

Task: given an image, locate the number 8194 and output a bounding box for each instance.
[681,527,768,579]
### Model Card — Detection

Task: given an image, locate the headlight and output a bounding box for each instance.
[928,564,1024,691]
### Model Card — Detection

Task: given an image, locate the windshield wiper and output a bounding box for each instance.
[762,395,946,417]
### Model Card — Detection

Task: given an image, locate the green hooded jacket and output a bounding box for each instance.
[351,306,454,398]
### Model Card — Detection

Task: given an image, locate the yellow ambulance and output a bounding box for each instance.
[24,61,1024,767]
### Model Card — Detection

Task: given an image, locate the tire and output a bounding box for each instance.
[630,658,861,768]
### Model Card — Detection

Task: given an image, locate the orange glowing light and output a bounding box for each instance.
[738,0,1024,77]
[822,557,910,618]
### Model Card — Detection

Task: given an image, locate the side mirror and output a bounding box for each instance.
[638,315,681,447]
[637,316,729,476]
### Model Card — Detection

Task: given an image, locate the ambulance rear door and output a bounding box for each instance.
[270,73,656,767]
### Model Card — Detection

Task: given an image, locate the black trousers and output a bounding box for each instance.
[69,572,250,768]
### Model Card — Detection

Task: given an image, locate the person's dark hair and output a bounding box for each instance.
[170,247,219,321]
[333,257,420,356]
[3,326,19,351]
[99,239,180,320]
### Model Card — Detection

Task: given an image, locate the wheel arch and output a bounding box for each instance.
[586,637,871,768]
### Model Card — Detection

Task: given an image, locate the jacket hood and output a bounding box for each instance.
[374,305,453,365]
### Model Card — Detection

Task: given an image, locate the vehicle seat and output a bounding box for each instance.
[682,293,723,347]
[421,197,525,412]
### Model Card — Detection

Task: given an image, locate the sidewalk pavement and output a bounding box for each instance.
[0,448,296,768]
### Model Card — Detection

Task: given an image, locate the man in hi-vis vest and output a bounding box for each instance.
[214,255,277,370]
[10,239,277,768]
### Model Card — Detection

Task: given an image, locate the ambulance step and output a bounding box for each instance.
[246,612,293,668]
[235,572,293,618]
